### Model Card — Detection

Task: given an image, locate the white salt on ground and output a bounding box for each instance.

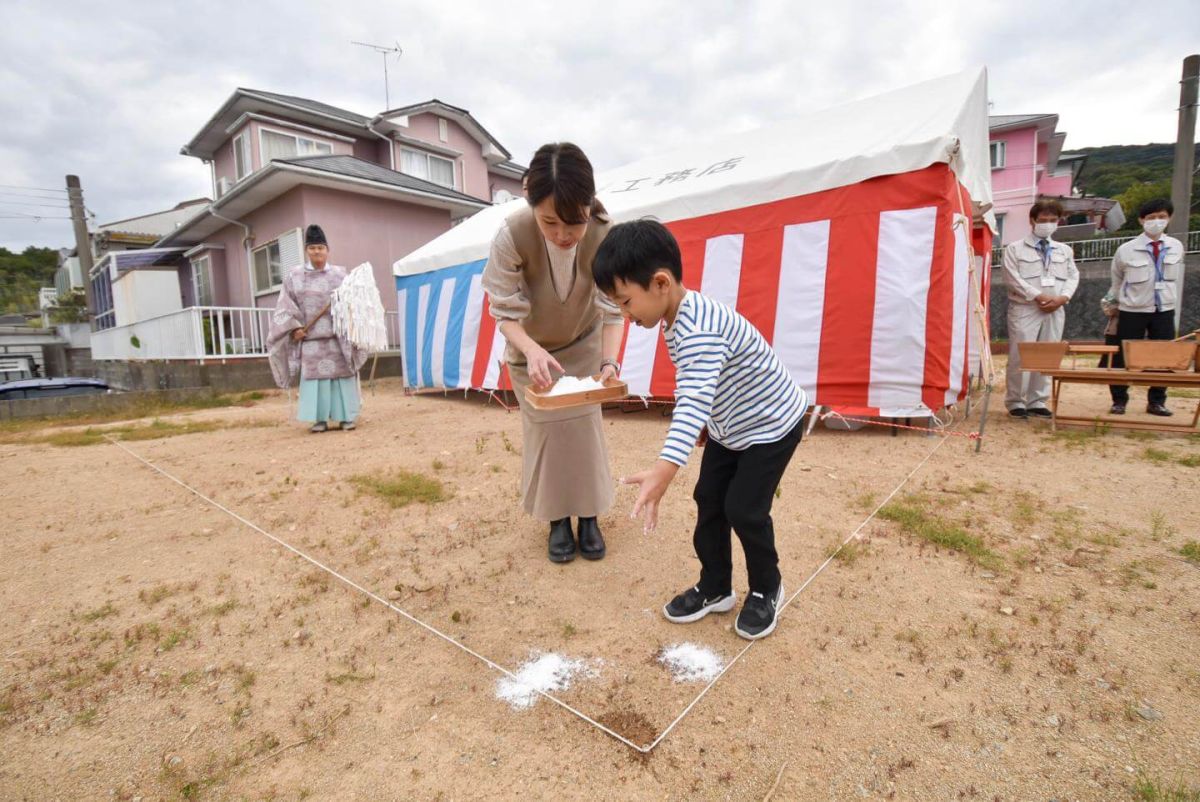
[658,642,726,683]
[545,376,606,397]
[495,652,599,710]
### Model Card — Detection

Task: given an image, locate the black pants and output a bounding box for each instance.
[692,422,802,598]
[1109,310,1176,405]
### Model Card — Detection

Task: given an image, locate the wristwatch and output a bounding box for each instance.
[601,358,621,374]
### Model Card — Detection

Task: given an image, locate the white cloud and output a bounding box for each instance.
[1,0,1194,250]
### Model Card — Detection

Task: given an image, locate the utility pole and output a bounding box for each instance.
[1169,55,1198,334]
[66,175,95,316]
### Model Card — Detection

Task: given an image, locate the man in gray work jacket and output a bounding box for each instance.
[1002,200,1079,419]
[1107,198,1183,417]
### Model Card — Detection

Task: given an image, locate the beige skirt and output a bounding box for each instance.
[507,325,615,522]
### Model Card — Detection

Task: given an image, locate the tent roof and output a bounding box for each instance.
[396,68,993,277]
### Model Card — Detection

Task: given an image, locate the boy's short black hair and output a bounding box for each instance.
[592,219,683,295]
[1138,198,1173,218]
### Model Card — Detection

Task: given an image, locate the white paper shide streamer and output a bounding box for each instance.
[332,263,388,353]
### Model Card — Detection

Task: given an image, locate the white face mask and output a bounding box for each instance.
[1033,222,1057,239]
[1142,218,1168,237]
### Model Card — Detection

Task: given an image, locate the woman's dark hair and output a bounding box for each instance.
[1138,198,1173,218]
[525,142,607,225]
[592,219,682,294]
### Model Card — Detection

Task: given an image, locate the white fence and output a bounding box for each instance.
[92,306,405,361]
[91,306,273,361]
[991,230,1200,266]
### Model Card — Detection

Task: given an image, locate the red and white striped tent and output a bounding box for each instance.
[394,68,995,417]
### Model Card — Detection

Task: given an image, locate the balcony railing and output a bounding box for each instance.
[990,230,1199,266]
[91,306,406,361]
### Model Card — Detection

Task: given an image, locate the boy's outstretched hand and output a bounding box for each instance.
[621,460,680,534]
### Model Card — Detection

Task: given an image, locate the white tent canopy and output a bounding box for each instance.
[396,67,992,277]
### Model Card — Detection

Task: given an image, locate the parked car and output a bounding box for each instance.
[0,377,110,401]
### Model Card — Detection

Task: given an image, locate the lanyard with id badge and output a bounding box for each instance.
[1150,243,1170,292]
[1038,242,1056,288]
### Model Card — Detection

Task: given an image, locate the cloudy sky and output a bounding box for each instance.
[1,0,1195,251]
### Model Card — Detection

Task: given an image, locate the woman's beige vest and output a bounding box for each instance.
[504,205,611,364]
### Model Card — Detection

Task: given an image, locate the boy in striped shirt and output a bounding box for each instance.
[593,220,808,640]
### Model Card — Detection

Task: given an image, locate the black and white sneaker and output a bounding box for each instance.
[735,583,784,640]
[663,586,736,623]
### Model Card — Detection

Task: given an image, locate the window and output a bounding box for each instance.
[91,268,114,331]
[400,148,455,188]
[233,133,251,181]
[191,256,213,306]
[260,129,333,163]
[438,118,448,143]
[990,141,1006,170]
[994,213,1005,243]
[252,241,283,293]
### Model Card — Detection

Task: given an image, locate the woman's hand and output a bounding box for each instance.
[291,327,307,343]
[525,345,564,389]
[599,363,619,384]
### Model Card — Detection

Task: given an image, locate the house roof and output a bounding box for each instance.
[988,113,1057,130]
[239,89,370,125]
[377,99,512,163]
[182,89,380,160]
[157,156,487,247]
[96,198,211,238]
[279,155,484,205]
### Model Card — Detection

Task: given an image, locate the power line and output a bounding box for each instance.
[0,184,68,193]
[0,200,72,210]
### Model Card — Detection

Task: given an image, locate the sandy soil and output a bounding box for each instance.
[1,369,1198,801]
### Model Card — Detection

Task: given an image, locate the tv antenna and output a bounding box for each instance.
[351,40,403,109]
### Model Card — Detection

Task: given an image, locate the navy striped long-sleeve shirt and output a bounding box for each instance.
[660,290,808,466]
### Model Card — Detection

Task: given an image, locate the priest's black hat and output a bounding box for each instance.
[305,224,327,246]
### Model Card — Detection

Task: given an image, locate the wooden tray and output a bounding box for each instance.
[1122,340,1196,372]
[524,376,629,410]
[1017,341,1068,371]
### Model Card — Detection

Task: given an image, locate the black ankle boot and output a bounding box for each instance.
[548,518,577,563]
[577,517,606,560]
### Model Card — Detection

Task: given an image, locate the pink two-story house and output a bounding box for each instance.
[89,90,524,362]
[988,113,1117,247]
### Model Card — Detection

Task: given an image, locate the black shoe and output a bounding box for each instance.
[548,518,576,563]
[1027,407,1053,419]
[735,584,784,640]
[577,517,606,560]
[1008,407,1028,419]
[1147,403,1173,417]
[310,421,328,433]
[1110,403,1126,415]
[663,585,736,623]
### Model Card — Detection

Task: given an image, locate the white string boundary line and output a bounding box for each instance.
[106,415,958,755]
[102,435,649,753]
[642,423,956,751]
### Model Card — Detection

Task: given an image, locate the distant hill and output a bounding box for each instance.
[1063,143,1199,229]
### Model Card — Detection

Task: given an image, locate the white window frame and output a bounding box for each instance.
[252,240,284,295]
[258,125,334,165]
[399,147,456,188]
[233,132,251,181]
[191,255,213,306]
[990,140,1006,170]
[438,118,449,143]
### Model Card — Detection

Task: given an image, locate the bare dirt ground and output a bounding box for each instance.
[2,367,1198,801]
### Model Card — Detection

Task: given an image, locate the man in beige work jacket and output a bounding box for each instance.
[1002,200,1079,419]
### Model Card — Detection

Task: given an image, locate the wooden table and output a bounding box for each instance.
[1039,368,1200,433]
